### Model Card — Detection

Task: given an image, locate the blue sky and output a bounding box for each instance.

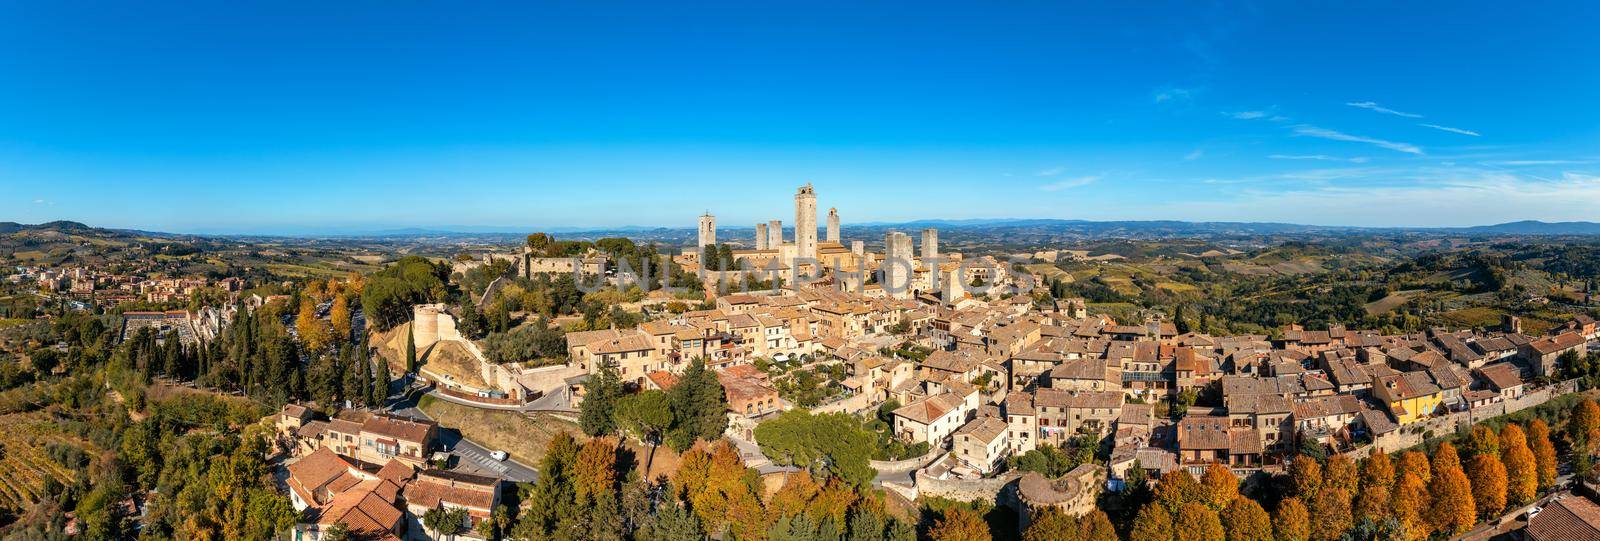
[2,1,1598,234]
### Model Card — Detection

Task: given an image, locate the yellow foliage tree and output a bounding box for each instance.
[330,295,352,343]
[1175,503,1225,541]
[1076,510,1118,541]
[1322,454,1357,495]
[1397,450,1431,484]
[1128,504,1172,541]
[1467,452,1507,519]
[1427,443,1475,537]
[1022,507,1078,541]
[1527,419,1558,489]
[1390,472,1430,541]
[1309,484,1353,541]
[1501,423,1538,505]
[295,299,332,352]
[1289,456,1322,500]
[1154,469,1204,513]
[1354,453,1395,522]
[1273,497,1310,541]
[1220,497,1273,541]
[1201,463,1239,509]
[929,508,990,541]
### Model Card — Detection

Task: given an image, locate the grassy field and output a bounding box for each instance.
[0,319,36,331]
[1363,290,1424,315]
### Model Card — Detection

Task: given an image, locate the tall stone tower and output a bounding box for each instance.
[883,231,913,299]
[921,228,939,261]
[851,240,864,255]
[698,212,717,248]
[794,184,817,264]
[755,223,769,250]
[826,208,840,244]
[767,220,783,248]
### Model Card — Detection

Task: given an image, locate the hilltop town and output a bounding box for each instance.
[5,187,1600,541]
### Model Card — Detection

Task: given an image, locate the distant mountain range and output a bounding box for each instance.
[9,219,1600,239]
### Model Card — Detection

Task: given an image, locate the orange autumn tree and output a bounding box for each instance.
[1154,470,1205,513]
[1220,497,1273,541]
[574,436,620,499]
[1501,423,1538,505]
[1467,450,1508,519]
[1527,419,1558,489]
[1390,472,1429,541]
[674,440,766,539]
[1175,503,1225,541]
[1427,443,1475,537]
[1309,483,1353,541]
[1022,507,1077,541]
[1129,504,1173,541]
[1200,463,1239,509]
[1076,510,1118,541]
[1273,497,1310,541]
[1354,453,1394,522]
[1571,399,1600,451]
[1289,456,1323,501]
[929,508,990,541]
[1397,450,1431,484]
[1322,454,1358,496]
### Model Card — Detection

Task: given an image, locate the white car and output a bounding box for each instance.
[490,450,508,461]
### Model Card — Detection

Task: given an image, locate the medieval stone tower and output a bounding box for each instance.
[697,212,717,249]
[767,220,783,248]
[755,222,769,250]
[794,183,818,265]
[826,207,840,244]
[921,228,939,261]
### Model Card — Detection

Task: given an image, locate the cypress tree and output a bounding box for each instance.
[405,324,417,373]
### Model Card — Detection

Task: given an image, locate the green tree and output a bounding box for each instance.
[666,358,729,451]
[403,324,417,374]
[580,363,623,436]
[754,409,877,486]
[616,390,674,475]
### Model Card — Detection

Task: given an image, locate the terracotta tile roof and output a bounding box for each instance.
[1526,495,1600,541]
[362,414,435,444]
[287,447,355,504]
[893,393,965,425]
[405,469,499,514]
[953,417,1008,443]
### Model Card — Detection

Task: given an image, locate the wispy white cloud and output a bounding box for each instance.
[1292,125,1422,155]
[1184,149,1205,161]
[33,199,46,204]
[1268,154,1370,164]
[1418,123,1480,137]
[1040,175,1101,191]
[1153,87,1195,104]
[1228,110,1268,120]
[1346,101,1422,118]
[1166,172,1600,227]
[1487,160,1592,166]
[1035,167,1065,177]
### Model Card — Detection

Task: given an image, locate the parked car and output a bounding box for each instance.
[490,450,509,461]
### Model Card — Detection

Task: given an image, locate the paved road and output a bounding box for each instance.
[389,392,541,484]
[1456,475,1576,540]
